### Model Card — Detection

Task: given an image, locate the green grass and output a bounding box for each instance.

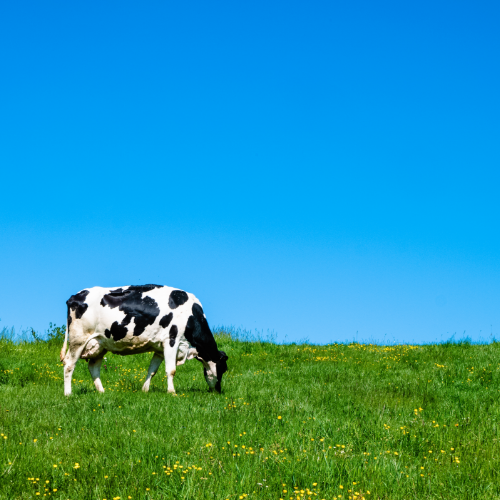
[1,329,500,500]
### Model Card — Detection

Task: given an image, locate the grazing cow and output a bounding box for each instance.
[60,285,228,396]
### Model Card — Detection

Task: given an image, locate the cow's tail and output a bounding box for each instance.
[60,317,69,363]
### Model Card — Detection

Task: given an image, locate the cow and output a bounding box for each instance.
[60,285,228,396]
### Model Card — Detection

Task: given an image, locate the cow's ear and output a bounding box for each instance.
[219,350,228,361]
[187,348,199,360]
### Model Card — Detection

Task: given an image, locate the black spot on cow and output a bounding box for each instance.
[67,290,90,319]
[168,290,189,309]
[66,290,90,329]
[137,284,163,291]
[99,287,123,308]
[104,320,129,341]
[184,303,219,362]
[159,312,173,329]
[169,325,178,347]
[100,285,161,340]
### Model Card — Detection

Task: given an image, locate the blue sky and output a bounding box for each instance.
[1,0,499,344]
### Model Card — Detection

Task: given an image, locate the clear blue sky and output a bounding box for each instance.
[1,0,499,344]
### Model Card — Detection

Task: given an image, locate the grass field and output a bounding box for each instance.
[1,327,500,500]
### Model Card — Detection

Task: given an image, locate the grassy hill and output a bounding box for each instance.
[1,328,499,499]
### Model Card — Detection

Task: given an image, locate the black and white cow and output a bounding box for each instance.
[60,285,228,396]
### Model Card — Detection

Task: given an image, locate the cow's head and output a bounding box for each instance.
[194,350,229,393]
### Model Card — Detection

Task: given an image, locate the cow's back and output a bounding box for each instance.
[67,284,201,340]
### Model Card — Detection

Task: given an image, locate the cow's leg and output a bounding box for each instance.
[63,333,100,396]
[88,357,105,393]
[164,344,178,394]
[63,345,85,396]
[142,353,164,393]
[63,357,77,396]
